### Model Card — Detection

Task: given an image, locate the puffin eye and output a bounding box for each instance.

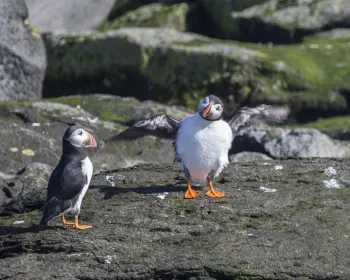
[78,130,83,136]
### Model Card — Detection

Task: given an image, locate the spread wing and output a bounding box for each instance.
[228,104,290,136]
[108,114,180,140]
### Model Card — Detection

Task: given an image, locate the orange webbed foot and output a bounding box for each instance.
[184,180,200,199]
[205,180,225,198]
[61,215,74,226]
[71,216,92,230]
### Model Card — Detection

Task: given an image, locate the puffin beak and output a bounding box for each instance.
[84,132,97,148]
[202,104,212,118]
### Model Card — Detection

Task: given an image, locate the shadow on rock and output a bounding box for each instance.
[90,184,189,199]
[0,224,60,236]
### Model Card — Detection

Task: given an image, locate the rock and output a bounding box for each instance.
[232,0,350,43]
[24,0,116,32]
[1,159,350,279]
[100,3,190,32]
[232,126,350,158]
[229,151,272,162]
[296,116,350,141]
[194,0,239,39]
[0,0,46,101]
[194,0,269,40]
[52,94,192,125]
[43,27,350,122]
[315,28,350,40]
[0,95,192,175]
[0,163,53,215]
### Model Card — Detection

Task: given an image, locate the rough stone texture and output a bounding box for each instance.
[296,115,350,141]
[100,3,190,32]
[0,0,46,101]
[315,28,350,40]
[232,126,350,158]
[0,95,195,175]
[232,0,350,43]
[230,151,272,162]
[42,27,350,122]
[1,159,350,279]
[25,0,116,32]
[0,163,53,215]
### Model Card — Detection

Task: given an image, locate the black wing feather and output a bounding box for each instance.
[228,104,290,136]
[108,115,180,140]
[40,158,86,225]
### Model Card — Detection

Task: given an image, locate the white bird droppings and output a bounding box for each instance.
[157,192,169,199]
[274,165,283,171]
[87,116,99,123]
[260,186,277,193]
[323,178,340,189]
[32,123,41,127]
[105,175,115,186]
[104,255,112,264]
[13,220,25,225]
[324,166,337,177]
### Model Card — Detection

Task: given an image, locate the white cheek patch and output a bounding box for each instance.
[67,135,84,147]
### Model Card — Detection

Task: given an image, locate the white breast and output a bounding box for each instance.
[68,156,93,215]
[176,114,233,183]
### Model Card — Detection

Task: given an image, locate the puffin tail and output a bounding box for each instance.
[39,205,61,225]
[39,198,70,225]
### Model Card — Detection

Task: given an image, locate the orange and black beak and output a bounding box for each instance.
[202,104,212,118]
[84,132,97,148]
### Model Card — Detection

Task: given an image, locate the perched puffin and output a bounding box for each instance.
[112,95,289,199]
[40,126,97,229]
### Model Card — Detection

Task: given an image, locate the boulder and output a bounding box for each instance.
[100,3,190,32]
[0,94,194,175]
[43,27,350,122]
[232,126,350,158]
[0,163,53,215]
[229,151,272,162]
[24,0,116,32]
[0,0,46,101]
[1,159,350,279]
[232,0,350,43]
[296,116,350,141]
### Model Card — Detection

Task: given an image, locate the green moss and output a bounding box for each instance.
[51,95,139,123]
[100,3,190,32]
[0,210,40,226]
[293,116,350,140]
[44,27,350,118]
[171,39,213,47]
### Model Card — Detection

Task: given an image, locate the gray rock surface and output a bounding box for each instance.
[0,96,187,175]
[230,151,272,162]
[1,159,350,279]
[25,0,116,32]
[232,0,350,43]
[100,3,190,32]
[42,27,350,122]
[232,126,350,158]
[0,0,46,100]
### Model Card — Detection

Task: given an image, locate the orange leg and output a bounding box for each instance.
[205,180,225,198]
[71,215,92,230]
[61,215,74,225]
[184,179,200,199]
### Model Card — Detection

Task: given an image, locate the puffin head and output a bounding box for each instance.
[63,126,97,148]
[198,95,224,121]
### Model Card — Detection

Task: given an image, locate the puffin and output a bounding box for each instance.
[112,95,289,199]
[40,126,97,229]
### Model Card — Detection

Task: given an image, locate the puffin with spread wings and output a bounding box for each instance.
[112,95,289,199]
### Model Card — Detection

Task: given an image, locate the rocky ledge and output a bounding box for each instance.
[1,158,350,279]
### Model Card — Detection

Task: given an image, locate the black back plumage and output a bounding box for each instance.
[40,127,88,225]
